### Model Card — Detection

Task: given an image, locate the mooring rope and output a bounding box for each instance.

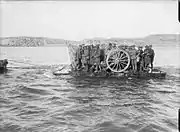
[8,59,40,66]
[7,59,69,71]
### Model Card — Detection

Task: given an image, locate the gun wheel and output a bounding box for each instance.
[106,49,130,73]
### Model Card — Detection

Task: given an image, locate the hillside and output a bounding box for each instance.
[144,34,180,46]
[84,34,180,46]
[0,36,65,47]
[0,34,179,47]
[44,37,65,44]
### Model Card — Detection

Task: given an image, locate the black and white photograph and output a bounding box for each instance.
[0,0,180,132]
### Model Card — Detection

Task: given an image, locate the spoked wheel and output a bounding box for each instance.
[106,49,130,73]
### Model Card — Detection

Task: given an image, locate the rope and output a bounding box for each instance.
[8,59,40,66]
[8,59,69,71]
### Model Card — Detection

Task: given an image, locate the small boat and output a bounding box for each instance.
[0,59,8,73]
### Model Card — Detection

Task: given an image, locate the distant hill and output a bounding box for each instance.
[141,34,179,46]
[85,34,180,46]
[0,36,66,47]
[0,34,179,47]
[44,37,65,44]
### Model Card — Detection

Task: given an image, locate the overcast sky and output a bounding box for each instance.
[0,1,179,40]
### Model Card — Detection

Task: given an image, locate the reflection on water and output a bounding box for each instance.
[0,45,179,132]
[153,46,180,67]
[0,46,70,66]
[0,45,180,67]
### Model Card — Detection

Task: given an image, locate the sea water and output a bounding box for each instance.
[0,45,179,132]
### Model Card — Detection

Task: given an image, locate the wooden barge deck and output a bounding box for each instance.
[53,68,166,79]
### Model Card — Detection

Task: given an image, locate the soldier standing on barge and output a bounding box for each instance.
[137,46,144,72]
[76,44,83,70]
[129,45,138,72]
[149,45,155,70]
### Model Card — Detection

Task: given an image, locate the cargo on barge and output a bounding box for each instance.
[53,39,166,79]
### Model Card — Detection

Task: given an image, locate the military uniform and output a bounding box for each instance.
[82,46,90,66]
[90,45,100,65]
[149,48,155,69]
[143,48,151,69]
[129,46,138,71]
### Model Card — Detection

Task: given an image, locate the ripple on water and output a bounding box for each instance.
[18,85,52,96]
[84,121,135,132]
[0,67,179,132]
[138,123,172,132]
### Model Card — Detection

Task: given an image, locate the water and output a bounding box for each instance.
[0,45,180,132]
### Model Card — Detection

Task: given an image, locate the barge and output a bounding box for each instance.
[53,39,166,79]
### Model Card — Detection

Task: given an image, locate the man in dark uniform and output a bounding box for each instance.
[107,43,113,51]
[149,45,155,70]
[143,45,151,70]
[76,45,83,69]
[137,46,144,72]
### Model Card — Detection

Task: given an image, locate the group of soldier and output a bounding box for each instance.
[127,44,155,72]
[74,42,155,73]
[106,43,155,73]
[75,44,105,73]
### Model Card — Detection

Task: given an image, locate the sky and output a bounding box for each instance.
[0,1,179,41]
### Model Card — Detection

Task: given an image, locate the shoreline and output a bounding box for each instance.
[0,43,179,48]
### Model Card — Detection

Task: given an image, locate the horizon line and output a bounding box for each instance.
[0,33,179,40]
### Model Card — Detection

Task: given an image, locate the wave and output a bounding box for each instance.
[18,85,52,96]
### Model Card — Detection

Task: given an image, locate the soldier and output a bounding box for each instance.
[125,45,129,51]
[100,47,105,63]
[94,44,101,64]
[81,45,90,71]
[113,43,117,49]
[143,45,151,70]
[137,46,144,72]
[75,45,83,69]
[93,45,101,72]
[129,45,138,72]
[89,45,94,66]
[122,45,127,50]
[107,43,113,51]
[149,45,155,70]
